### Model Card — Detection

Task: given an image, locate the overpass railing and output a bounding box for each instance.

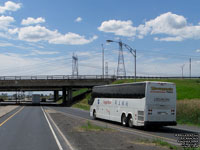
[0,75,199,80]
[0,75,117,80]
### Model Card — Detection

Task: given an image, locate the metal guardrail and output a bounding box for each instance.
[0,75,199,80]
[0,75,116,80]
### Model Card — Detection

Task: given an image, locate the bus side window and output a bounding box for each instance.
[122,101,124,106]
[118,101,120,105]
[126,101,128,107]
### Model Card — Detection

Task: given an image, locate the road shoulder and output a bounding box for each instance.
[46,109,170,150]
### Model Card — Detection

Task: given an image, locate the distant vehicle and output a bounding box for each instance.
[32,94,40,105]
[89,81,177,127]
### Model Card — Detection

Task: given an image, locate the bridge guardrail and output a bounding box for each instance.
[0,75,199,80]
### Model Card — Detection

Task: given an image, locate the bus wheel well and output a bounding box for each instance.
[127,114,132,119]
[93,109,96,119]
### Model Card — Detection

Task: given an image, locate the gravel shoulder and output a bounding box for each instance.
[0,106,19,118]
[48,110,170,150]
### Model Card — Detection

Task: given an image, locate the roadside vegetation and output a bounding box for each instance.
[79,121,113,132]
[137,138,179,150]
[56,88,88,104]
[72,93,91,111]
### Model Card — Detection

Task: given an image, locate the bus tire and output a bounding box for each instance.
[121,114,127,126]
[128,115,133,128]
[93,110,97,120]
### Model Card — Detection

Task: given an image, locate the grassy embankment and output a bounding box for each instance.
[56,88,89,105]
[73,79,200,126]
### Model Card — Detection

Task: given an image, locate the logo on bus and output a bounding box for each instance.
[103,100,112,105]
[151,87,173,93]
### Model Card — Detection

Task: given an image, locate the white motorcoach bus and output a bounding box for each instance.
[89,81,177,127]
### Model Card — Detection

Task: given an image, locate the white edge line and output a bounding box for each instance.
[41,107,63,150]
[43,107,74,150]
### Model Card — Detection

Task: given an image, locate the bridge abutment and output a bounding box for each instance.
[54,90,59,102]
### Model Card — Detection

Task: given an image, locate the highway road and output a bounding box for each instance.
[0,106,199,150]
[0,106,67,150]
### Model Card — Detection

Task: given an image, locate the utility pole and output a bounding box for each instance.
[181,64,185,78]
[105,62,108,76]
[189,58,191,78]
[102,44,104,78]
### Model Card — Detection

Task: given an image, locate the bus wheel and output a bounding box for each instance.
[93,110,97,120]
[121,114,127,126]
[128,115,133,128]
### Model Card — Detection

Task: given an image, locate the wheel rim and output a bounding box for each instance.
[129,118,133,127]
[122,116,126,125]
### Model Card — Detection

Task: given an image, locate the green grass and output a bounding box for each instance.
[72,93,91,111]
[138,138,179,150]
[80,121,112,131]
[56,88,88,104]
[152,139,178,150]
[72,88,88,97]
[177,100,200,126]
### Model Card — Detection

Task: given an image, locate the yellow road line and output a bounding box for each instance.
[0,107,24,127]
[46,107,178,145]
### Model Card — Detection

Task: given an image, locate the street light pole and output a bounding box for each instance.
[106,40,136,82]
[101,44,104,78]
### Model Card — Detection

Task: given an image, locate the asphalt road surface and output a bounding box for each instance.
[0,106,64,150]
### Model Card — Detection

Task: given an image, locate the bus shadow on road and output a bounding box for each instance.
[94,118,198,134]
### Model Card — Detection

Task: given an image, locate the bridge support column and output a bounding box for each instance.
[54,90,59,102]
[67,88,72,106]
[62,87,67,105]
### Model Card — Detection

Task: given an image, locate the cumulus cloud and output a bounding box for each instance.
[99,12,200,42]
[0,15,14,30]
[21,17,45,25]
[10,25,98,45]
[0,1,21,14]
[98,20,136,37]
[49,33,98,45]
[196,49,200,53]
[75,17,82,22]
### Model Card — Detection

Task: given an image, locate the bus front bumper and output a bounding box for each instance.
[144,121,177,126]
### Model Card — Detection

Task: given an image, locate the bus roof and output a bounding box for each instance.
[94,81,175,88]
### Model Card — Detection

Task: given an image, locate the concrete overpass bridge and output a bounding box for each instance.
[0,75,116,105]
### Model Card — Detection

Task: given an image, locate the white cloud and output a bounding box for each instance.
[0,1,21,14]
[21,17,45,25]
[98,20,136,37]
[196,49,200,53]
[99,12,200,42]
[49,33,98,45]
[0,15,14,30]
[10,25,98,45]
[75,17,82,22]
[0,41,13,47]
[154,36,183,42]
[30,50,59,55]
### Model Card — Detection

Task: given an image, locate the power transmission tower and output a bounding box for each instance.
[72,53,78,76]
[105,62,108,76]
[117,40,126,76]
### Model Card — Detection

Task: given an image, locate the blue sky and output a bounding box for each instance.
[0,0,200,76]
